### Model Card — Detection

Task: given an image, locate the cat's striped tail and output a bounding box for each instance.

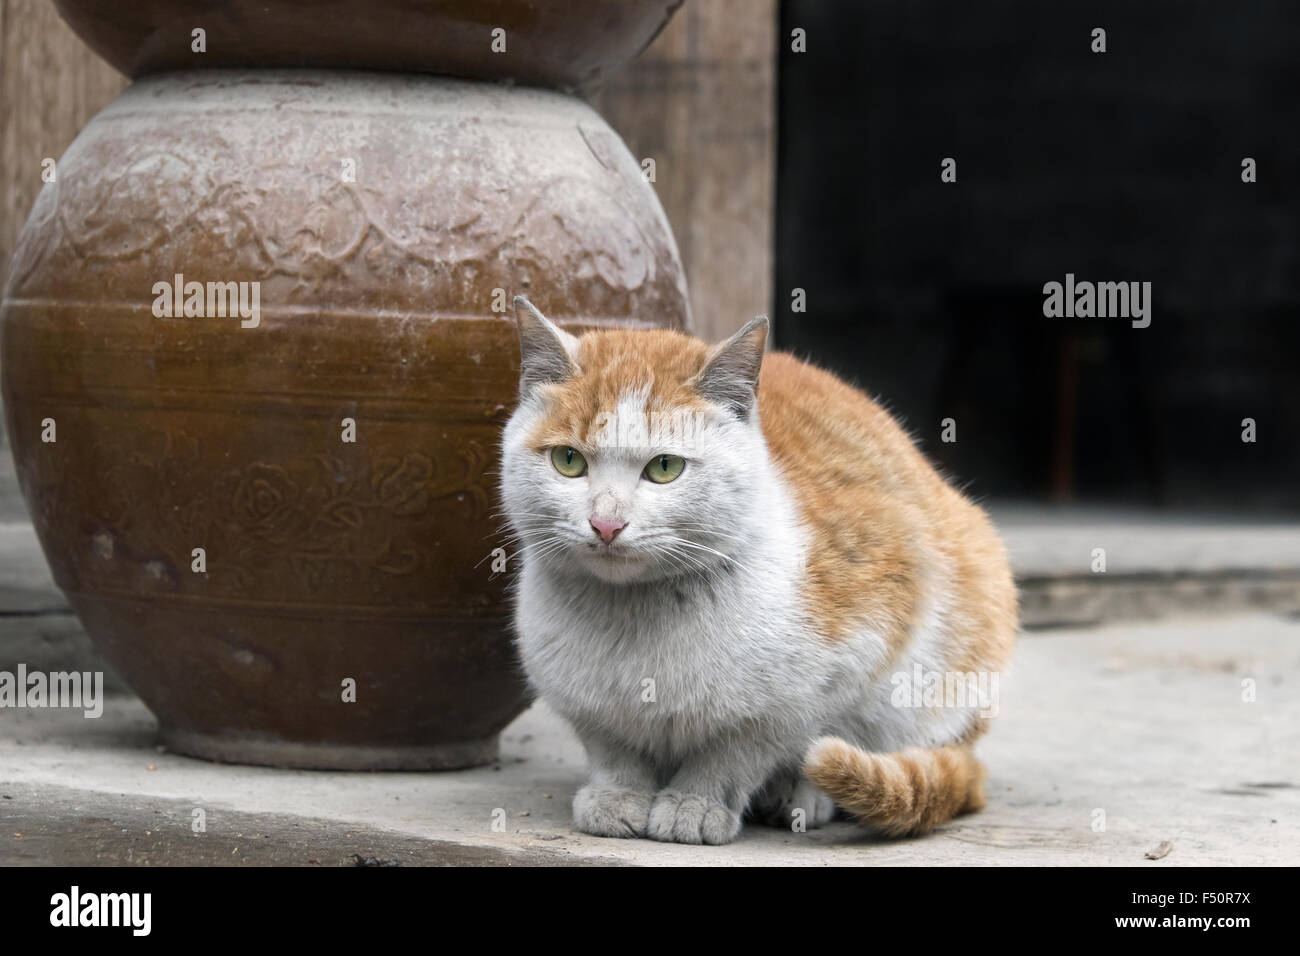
[802,737,987,836]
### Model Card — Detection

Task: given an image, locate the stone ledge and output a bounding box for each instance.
[993,505,1300,627]
[1019,571,1300,629]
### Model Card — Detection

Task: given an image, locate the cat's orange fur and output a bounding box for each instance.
[759,353,1017,664]
[525,329,713,454]
[758,352,1016,833]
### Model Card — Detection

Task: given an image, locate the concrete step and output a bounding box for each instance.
[994,505,1300,627]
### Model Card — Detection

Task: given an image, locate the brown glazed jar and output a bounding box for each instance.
[53,0,685,91]
[0,71,690,768]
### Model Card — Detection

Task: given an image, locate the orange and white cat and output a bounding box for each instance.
[500,296,1017,845]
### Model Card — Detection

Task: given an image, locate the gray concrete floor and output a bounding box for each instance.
[2,612,1296,866]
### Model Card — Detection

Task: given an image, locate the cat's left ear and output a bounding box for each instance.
[689,315,769,419]
[513,295,580,396]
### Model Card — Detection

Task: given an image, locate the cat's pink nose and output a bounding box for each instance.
[589,515,626,544]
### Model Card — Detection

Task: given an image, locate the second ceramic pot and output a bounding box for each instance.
[54,0,685,90]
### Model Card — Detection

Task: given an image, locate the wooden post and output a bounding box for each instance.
[0,0,126,282]
[591,0,778,343]
[0,0,124,462]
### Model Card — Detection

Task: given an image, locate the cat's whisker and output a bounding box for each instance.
[651,535,751,576]
[642,540,721,586]
[522,540,573,563]
[652,532,742,554]
[653,529,745,545]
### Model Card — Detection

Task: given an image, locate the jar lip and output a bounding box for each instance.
[51,0,685,92]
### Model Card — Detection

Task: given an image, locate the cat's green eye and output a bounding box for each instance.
[550,446,587,478]
[644,454,685,484]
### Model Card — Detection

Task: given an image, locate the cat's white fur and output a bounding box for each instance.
[500,306,981,844]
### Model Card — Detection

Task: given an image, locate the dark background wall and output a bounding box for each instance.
[776,0,1300,513]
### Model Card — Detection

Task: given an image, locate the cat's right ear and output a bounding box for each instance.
[513,296,580,396]
[689,315,769,419]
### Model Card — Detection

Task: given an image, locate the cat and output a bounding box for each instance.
[499,296,1018,845]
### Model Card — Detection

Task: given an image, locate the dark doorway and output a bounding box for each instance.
[775,0,1300,513]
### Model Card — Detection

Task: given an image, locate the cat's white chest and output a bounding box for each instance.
[515,560,811,754]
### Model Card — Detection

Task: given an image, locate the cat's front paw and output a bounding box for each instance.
[646,789,742,845]
[572,786,652,839]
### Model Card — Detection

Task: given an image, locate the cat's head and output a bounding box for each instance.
[500,296,769,585]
